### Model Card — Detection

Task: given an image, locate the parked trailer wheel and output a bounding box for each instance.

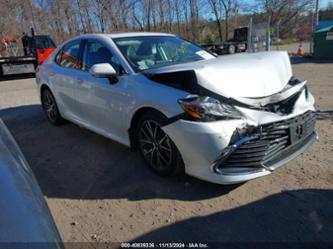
[228,45,236,54]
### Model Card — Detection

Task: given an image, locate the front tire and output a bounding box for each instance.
[136,111,184,176]
[41,88,65,125]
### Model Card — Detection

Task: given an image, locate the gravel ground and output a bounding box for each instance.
[272,41,310,54]
[252,41,310,54]
[0,57,332,245]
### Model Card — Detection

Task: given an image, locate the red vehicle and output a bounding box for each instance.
[33,35,57,63]
[0,28,56,77]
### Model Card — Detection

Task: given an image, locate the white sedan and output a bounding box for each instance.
[36,33,317,184]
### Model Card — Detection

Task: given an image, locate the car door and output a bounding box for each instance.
[74,39,129,141]
[51,39,84,121]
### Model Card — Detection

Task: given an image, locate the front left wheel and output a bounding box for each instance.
[41,88,66,125]
[136,111,184,176]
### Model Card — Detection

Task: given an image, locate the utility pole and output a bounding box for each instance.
[310,0,320,54]
[315,0,320,29]
[29,0,36,32]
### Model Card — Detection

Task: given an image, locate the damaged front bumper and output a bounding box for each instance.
[162,110,317,185]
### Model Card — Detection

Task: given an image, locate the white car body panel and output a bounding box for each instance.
[163,91,316,184]
[36,33,317,184]
[145,51,293,98]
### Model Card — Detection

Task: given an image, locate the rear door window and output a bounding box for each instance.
[57,40,81,69]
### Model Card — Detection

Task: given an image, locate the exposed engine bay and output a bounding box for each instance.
[145,66,308,117]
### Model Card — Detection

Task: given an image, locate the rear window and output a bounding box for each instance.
[56,40,81,69]
[35,36,56,49]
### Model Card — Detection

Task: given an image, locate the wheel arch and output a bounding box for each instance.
[128,107,168,151]
[40,84,51,97]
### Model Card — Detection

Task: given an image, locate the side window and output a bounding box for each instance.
[82,41,122,74]
[58,41,81,69]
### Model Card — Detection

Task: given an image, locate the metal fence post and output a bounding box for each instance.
[266,16,271,51]
[276,19,281,50]
[247,17,252,53]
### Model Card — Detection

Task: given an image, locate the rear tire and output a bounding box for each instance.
[136,111,184,176]
[228,45,235,54]
[41,88,66,125]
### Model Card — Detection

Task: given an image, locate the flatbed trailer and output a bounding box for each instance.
[0,56,37,77]
[201,27,248,55]
[0,29,55,78]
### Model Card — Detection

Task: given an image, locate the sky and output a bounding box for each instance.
[320,0,333,8]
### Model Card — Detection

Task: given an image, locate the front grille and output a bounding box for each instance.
[222,111,316,169]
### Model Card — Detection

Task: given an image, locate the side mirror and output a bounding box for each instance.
[89,63,116,78]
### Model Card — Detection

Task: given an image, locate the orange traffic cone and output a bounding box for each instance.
[296,44,304,56]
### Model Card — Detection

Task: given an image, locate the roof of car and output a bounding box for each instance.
[110,32,175,38]
[77,32,176,39]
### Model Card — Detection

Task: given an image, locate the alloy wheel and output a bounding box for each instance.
[42,90,57,123]
[139,120,173,170]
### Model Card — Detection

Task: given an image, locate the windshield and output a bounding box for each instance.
[113,36,215,72]
[34,36,56,49]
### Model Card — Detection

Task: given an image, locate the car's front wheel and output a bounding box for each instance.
[136,111,184,176]
[41,88,65,125]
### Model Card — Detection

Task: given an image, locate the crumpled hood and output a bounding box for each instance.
[145,51,292,98]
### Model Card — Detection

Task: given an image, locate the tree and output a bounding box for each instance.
[208,0,239,42]
[221,0,239,40]
[257,0,313,38]
[0,0,316,45]
[208,0,223,41]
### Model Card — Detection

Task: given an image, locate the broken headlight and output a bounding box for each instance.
[178,95,243,121]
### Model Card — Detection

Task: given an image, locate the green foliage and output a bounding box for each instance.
[201,34,217,44]
[272,37,296,45]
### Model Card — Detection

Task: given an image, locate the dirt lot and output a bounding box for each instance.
[0,58,332,244]
[266,41,310,54]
